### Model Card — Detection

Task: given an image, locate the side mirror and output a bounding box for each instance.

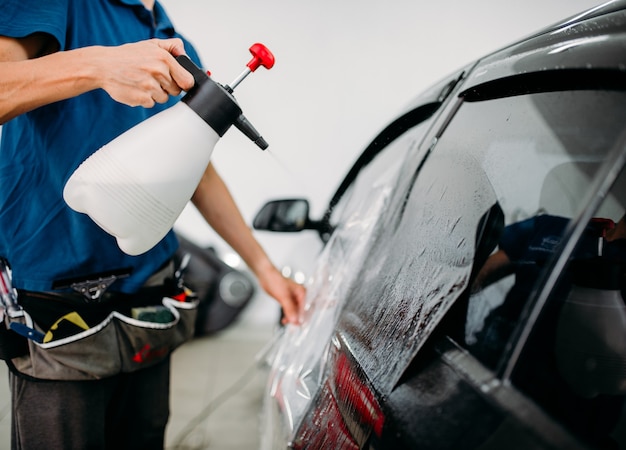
[253,199,311,232]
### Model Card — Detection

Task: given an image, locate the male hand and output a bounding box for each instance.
[96,38,195,108]
[258,266,307,326]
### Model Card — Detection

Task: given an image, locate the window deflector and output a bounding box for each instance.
[501,128,626,381]
[460,69,626,102]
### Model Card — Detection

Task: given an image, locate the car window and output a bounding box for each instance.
[332,87,626,395]
[462,90,626,370]
[508,165,626,446]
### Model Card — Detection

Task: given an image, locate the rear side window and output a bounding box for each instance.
[457,90,626,370]
[509,165,626,447]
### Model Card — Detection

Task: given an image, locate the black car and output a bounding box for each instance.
[253,2,626,449]
[175,233,255,336]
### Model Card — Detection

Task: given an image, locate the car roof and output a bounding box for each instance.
[516,0,626,45]
[462,0,626,92]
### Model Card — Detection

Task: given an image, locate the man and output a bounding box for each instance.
[0,1,305,448]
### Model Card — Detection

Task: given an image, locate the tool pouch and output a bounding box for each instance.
[6,292,198,381]
[0,319,29,360]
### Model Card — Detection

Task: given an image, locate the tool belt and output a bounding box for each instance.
[0,262,198,381]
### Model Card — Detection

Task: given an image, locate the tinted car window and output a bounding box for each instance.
[331,89,626,395]
[509,164,626,447]
[459,90,626,370]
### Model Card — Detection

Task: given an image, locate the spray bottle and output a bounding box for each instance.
[63,43,275,256]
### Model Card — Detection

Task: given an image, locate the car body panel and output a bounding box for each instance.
[461,4,626,99]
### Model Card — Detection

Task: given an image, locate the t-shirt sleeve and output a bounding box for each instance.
[500,215,571,263]
[0,0,68,49]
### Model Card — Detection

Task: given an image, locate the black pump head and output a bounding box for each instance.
[176,55,268,150]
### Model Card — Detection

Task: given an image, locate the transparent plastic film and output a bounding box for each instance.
[261,143,406,449]
[337,150,496,393]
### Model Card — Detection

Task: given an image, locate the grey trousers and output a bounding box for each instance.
[9,356,171,450]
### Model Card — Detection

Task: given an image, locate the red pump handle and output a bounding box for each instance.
[247,43,275,72]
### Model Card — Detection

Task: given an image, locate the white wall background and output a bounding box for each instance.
[164,0,604,264]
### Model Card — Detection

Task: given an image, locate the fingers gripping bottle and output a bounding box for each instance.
[63,44,274,256]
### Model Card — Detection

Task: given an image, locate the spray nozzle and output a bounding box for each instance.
[227,43,276,92]
[176,43,274,150]
[235,114,268,150]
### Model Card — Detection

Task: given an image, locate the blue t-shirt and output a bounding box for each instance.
[499,215,626,299]
[500,215,626,265]
[0,0,202,293]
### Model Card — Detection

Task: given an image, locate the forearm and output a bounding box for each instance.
[190,163,273,277]
[0,38,194,124]
[472,249,512,292]
[191,163,307,325]
[0,47,98,123]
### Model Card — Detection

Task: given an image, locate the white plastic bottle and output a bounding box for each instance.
[63,101,220,256]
